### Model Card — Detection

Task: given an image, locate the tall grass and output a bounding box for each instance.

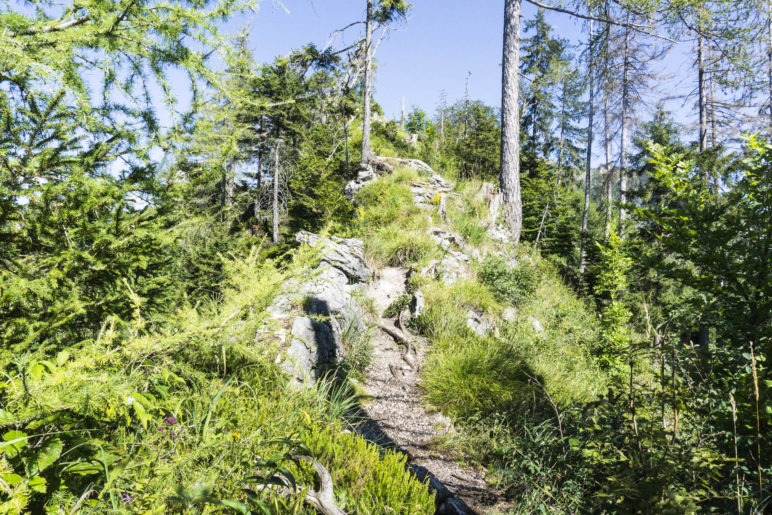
[1,243,434,512]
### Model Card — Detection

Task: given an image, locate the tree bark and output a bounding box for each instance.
[604,70,612,239]
[500,0,523,244]
[698,33,708,154]
[579,19,594,274]
[360,0,374,167]
[272,144,280,244]
[462,72,471,177]
[619,13,630,234]
[767,0,772,137]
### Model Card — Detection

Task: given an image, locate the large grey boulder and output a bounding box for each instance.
[437,498,471,515]
[466,310,494,337]
[282,316,342,385]
[376,156,435,174]
[299,266,351,315]
[296,231,371,283]
[411,290,425,317]
[429,226,465,249]
[344,165,377,199]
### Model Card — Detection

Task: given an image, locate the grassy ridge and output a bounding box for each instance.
[353,169,607,510]
[1,243,434,513]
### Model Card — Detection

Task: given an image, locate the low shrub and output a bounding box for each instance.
[477,255,538,306]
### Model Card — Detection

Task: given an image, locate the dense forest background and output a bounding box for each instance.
[0,0,770,513]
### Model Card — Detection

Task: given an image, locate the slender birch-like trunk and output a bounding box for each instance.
[579,19,594,274]
[360,0,374,167]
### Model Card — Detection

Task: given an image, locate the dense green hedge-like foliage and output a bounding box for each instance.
[0,247,434,513]
[476,255,538,306]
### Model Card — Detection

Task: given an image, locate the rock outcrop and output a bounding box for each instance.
[344,156,438,200]
[271,231,373,385]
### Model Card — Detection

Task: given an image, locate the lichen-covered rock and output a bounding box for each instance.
[502,307,518,323]
[411,290,425,317]
[466,310,494,337]
[377,156,435,174]
[429,227,465,248]
[282,316,341,385]
[437,497,471,515]
[489,223,512,243]
[529,315,544,333]
[344,164,377,199]
[296,230,371,283]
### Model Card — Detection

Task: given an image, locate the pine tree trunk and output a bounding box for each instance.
[604,74,612,239]
[440,90,446,140]
[227,160,235,206]
[500,0,522,244]
[342,98,350,179]
[462,73,470,177]
[709,62,717,148]
[401,96,406,128]
[696,19,710,350]
[698,33,708,154]
[767,1,772,137]
[360,0,374,167]
[272,144,280,244]
[619,14,630,233]
[579,19,594,274]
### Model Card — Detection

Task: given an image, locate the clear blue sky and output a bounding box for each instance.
[224,1,698,142]
[229,0,590,118]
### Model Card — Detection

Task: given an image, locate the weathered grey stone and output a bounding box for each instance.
[429,173,453,190]
[344,165,377,199]
[411,290,425,317]
[437,497,470,515]
[436,252,469,285]
[420,259,439,277]
[427,477,451,503]
[502,307,518,323]
[429,227,465,248]
[529,315,544,333]
[489,223,512,243]
[377,156,435,174]
[466,310,493,337]
[299,266,350,314]
[282,316,341,385]
[296,231,371,283]
[372,159,394,174]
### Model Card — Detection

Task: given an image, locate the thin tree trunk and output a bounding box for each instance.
[227,160,235,205]
[604,76,612,238]
[696,20,711,350]
[440,90,446,140]
[767,0,772,137]
[708,42,717,149]
[698,33,708,155]
[619,13,630,234]
[401,96,406,128]
[500,0,523,244]
[360,0,374,167]
[462,72,471,177]
[272,144,280,244]
[579,19,594,274]
[342,97,350,179]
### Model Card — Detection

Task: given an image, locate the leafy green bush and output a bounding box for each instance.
[0,247,433,513]
[477,255,538,306]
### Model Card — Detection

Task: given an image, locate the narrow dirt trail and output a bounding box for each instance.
[356,271,506,512]
[343,162,512,513]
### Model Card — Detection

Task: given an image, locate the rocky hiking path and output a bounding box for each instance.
[349,159,509,514]
[356,266,497,514]
[274,158,508,513]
